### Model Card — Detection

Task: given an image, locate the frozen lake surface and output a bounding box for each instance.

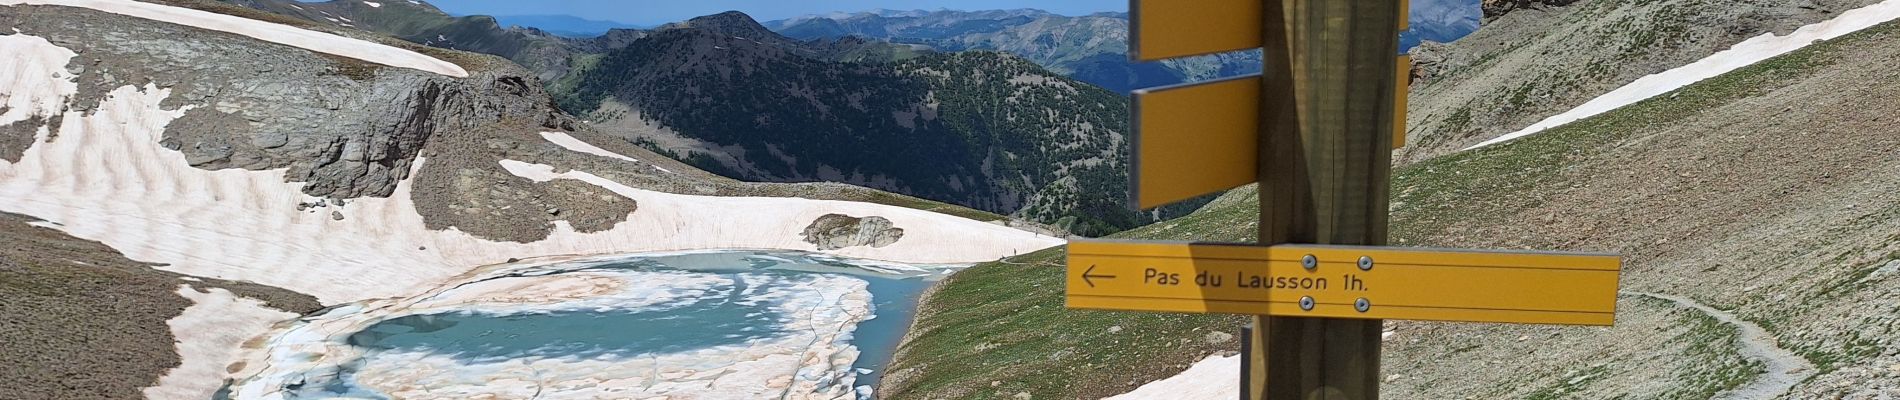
[222,250,950,399]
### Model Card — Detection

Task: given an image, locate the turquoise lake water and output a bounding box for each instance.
[253,250,943,398]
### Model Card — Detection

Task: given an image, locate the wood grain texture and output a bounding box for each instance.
[1251,0,1403,399]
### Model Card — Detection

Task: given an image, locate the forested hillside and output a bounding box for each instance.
[556,12,1145,235]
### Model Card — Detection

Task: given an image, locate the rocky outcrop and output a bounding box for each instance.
[0,4,568,199]
[0,114,52,163]
[801,214,903,250]
[0,3,655,243]
[1481,0,1580,20]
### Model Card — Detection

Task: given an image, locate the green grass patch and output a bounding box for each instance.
[1797,331,1886,374]
[881,248,1245,399]
[1659,308,1763,399]
[1523,364,1612,400]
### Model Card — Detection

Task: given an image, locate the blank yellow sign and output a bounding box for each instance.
[1131,75,1261,210]
[1130,0,1262,61]
[1065,240,1623,325]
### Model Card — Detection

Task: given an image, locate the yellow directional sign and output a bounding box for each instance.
[1131,68,1414,208]
[1131,74,1261,209]
[1130,0,1262,61]
[1065,240,1622,326]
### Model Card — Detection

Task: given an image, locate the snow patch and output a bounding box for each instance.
[1106,354,1239,400]
[499,159,1062,264]
[142,285,296,400]
[1468,0,1900,150]
[540,131,681,174]
[0,0,468,77]
[540,131,634,161]
[0,76,1056,304]
[361,1,380,7]
[0,33,77,127]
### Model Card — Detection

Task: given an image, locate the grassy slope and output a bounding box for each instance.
[884,18,1900,400]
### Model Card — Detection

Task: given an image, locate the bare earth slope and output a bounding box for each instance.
[1402,0,1882,163]
[888,17,1900,400]
[0,211,320,400]
[1384,17,1900,397]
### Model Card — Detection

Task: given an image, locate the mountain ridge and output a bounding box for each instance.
[764,2,1480,93]
[554,14,1149,235]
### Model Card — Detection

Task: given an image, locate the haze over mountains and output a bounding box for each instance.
[490,14,646,37]
[763,1,1480,92]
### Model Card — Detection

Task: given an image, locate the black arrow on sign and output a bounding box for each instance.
[1082,265,1117,287]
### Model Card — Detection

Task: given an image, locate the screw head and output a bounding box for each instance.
[1302,254,1318,270]
[1299,296,1316,311]
[1354,298,1371,312]
[1357,256,1374,271]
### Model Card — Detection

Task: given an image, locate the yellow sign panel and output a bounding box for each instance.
[1130,0,1262,61]
[1065,240,1622,325]
[1131,74,1261,210]
[1401,0,1411,30]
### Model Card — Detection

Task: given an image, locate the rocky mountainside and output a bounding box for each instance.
[1401,0,1884,162]
[220,0,581,81]
[765,3,1481,93]
[766,9,1221,93]
[557,11,1144,235]
[221,1,930,82]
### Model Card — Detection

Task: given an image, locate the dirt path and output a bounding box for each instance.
[1629,292,1816,400]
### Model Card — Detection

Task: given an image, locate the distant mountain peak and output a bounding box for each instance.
[662,11,774,38]
[681,11,769,32]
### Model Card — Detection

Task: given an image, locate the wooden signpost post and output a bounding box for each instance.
[1075,0,1625,399]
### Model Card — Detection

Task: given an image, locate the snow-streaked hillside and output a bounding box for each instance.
[0,0,1056,305]
[0,0,467,76]
[0,70,1055,307]
[1469,0,1900,149]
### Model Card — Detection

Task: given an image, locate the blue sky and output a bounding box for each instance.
[428,1,1125,26]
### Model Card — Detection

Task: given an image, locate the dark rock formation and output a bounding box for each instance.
[0,114,49,163]
[801,214,904,250]
[1481,0,1580,20]
[1,4,566,200]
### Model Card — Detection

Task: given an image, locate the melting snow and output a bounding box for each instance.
[1105,355,1239,400]
[540,131,680,174]
[0,33,77,127]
